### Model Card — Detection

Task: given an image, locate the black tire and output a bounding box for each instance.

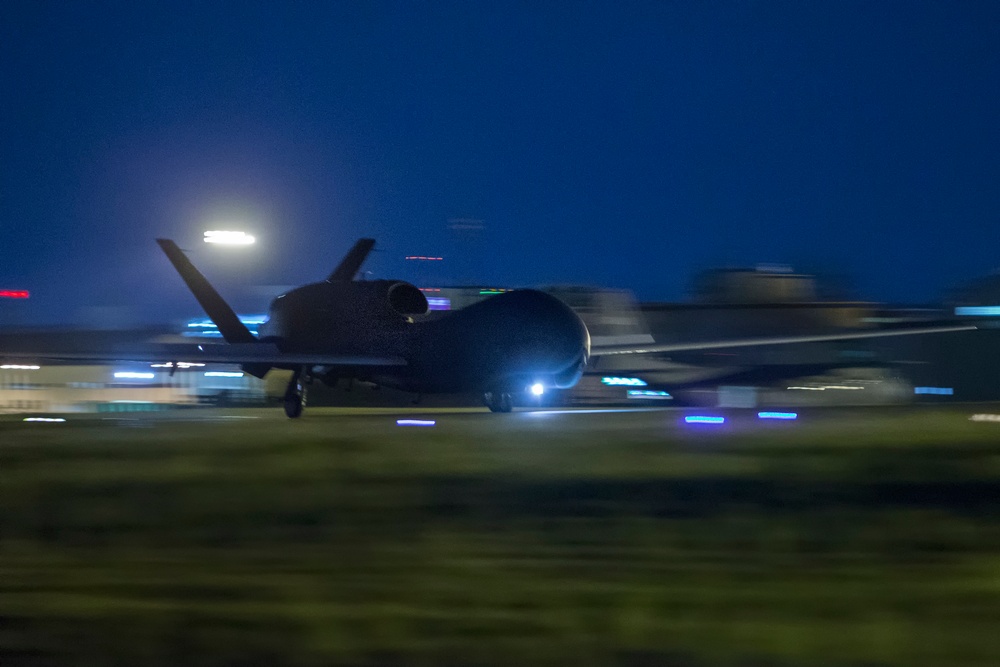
[284,395,304,419]
[283,377,307,419]
[484,391,514,413]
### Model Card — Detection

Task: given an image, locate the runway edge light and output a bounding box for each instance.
[758,411,798,420]
[685,415,725,424]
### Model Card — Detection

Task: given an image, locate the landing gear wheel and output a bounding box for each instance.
[483,391,514,413]
[283,374,307,419]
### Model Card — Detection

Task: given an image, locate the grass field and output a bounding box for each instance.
[2,406,1000,666]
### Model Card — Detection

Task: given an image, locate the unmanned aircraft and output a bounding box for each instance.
[157,238,591,417]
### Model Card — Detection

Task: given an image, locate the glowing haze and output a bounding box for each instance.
[2,2,999,324]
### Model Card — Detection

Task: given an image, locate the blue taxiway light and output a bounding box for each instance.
[758,411,798,420]
[914,386,953,395]
[684,416,725,424]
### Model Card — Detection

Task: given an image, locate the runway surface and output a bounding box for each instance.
[4,402,1000,666]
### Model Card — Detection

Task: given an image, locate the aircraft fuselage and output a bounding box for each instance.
[259,284,590,394]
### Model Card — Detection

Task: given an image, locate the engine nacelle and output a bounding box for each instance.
[261,279,429,345]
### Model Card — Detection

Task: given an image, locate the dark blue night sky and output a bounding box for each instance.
[2,1,999,323]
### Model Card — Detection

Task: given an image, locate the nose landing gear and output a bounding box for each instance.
[283,369,308,419]
[483,390,513,413]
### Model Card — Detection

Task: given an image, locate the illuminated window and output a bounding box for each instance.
[602,377,647,386]
[955,306,1000,316]
[627,390,671,400]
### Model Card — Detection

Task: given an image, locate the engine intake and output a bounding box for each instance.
[387,282,429,315]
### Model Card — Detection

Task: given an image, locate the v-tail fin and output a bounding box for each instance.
[156,239,258,345]
[327,238,376,282]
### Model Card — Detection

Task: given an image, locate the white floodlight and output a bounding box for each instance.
[204,230,256,246]
[530,383,545,396]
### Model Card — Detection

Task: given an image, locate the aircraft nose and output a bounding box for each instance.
[550,305,590,387]
[516,290,590,371]
[557,302,590,365]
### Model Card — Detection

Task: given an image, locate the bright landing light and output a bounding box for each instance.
[204,230,256,245]
[530,383,545,396]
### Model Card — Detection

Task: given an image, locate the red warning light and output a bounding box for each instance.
[0,290,29,299]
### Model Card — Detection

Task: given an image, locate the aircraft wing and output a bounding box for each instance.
[179,343,407,367]
[0,341,406,368]
[590,323,978,357]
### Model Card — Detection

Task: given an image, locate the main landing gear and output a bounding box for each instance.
[283,369,307,419]
[483,390,513,413]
